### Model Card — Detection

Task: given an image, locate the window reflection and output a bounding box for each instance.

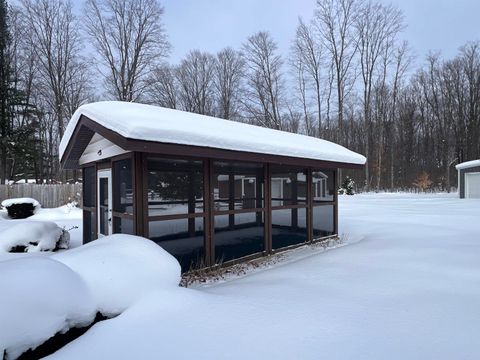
[113,217,134,235]
[214,212,264,263]
[149,217,205,272]
[83,210,95,243]
[147,158,203,216]
[213,162,264,211]
[99,177,109,236]
[113,159,133,214]
[272,208,307,249]
[312,170,335,202]
[83,167,95,207]
[270,165,307,206]
[313,205,334,238]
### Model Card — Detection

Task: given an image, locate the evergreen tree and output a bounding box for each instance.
[338,176,355,195]
[0,0,12,184]
[0,1,39,183]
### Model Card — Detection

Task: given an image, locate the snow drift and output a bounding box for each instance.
[0,257,96,360]
[52,234,181,315]
[0,234,181,359]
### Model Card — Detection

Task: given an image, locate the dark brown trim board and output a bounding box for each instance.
[61,115,364,171]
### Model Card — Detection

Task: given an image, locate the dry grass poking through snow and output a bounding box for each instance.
[180,236,345,287]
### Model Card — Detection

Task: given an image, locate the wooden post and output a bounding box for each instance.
[228,172,235,229]
[134,152,145,237]
[334,169,339,235]
[307,168,313,243]
[204,159,214,266]
[255,169,263,225]
[265,164,272,253]
[291,175,298,228]
[188,170,196,236]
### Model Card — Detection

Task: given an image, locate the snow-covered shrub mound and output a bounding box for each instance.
[53,234,181,315]
[0,221,70,253]
[0,257,96,360]
[1,198,40,219]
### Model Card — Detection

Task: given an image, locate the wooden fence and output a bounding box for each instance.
[0,184,82,208]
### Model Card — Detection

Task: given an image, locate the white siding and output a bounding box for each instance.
[465,172,480,199]
[79,133,129,165]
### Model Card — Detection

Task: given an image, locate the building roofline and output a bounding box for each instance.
[61,115,365,170]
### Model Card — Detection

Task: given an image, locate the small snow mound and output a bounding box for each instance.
[0,257,96,360]
[1,197,40,208]
[53,234,181,315]
[0,221,69,253]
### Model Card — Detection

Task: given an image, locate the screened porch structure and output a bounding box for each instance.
[61,102,366,272]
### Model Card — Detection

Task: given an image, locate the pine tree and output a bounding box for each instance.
[0,1,39,183]
[0,0,11,184]
[338,176,355,195]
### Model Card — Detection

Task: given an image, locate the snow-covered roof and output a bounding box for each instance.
[60,101,366,166]
[455,159,480,170]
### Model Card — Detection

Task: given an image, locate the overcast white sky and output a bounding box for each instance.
[162,0,480,65]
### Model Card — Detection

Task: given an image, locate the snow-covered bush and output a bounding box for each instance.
[0,221,70,253]
[65,200,79,212]
[0,257,96,360]
[1,198,40,219]
[338,176,355,195]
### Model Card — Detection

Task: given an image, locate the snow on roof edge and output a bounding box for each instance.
[455,159,480,170]
[60,101,366,166]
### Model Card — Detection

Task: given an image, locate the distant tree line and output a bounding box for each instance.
[0,0,479,191]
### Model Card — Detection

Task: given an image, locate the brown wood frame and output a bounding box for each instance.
[82,151,343,271]
[110,153,135,235]
[208,160,267,265]
[81,165,97,242]
[72,114,362,271]
[310,169,337,241]
[307,168,313,244]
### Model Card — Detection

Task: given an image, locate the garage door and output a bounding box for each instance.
[466,172,480,198]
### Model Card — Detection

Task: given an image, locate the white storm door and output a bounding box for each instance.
[466,173,480,199]
[97,169,113,237]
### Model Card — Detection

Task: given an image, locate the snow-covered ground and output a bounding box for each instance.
[43,193,480,360]
[2,193,480,359]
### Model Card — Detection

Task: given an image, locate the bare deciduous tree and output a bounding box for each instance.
[315,0,359,143]
[355,0,404,190]
[175,50,216,115]
[291,17,324,136]
[21,0,83,140]
[214,47,245,120]
[84,0,169,101]
[146,64,178,109]
[242,31,285,130]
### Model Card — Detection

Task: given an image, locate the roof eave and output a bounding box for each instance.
[61,114,366,170]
